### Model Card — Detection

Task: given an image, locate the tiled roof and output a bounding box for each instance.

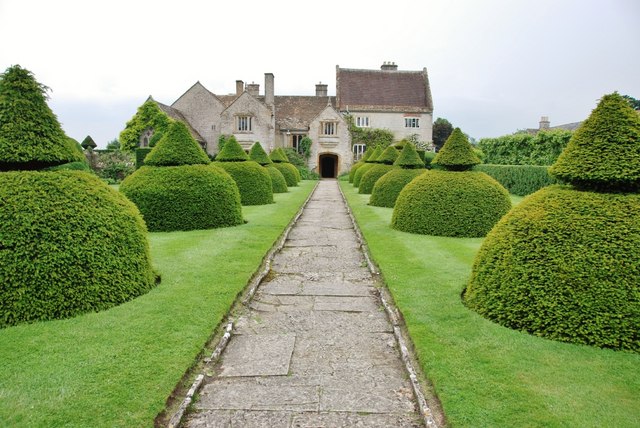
[155,101,205,142]
[274,96,336,130]
[336,67,433,112]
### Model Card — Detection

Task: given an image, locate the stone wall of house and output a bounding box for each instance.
[351,111,433,143]
[308,106,352,175]
[171,83,225,155]
[219,93,275,152]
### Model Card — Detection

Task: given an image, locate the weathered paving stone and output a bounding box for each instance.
[185,181,420,428]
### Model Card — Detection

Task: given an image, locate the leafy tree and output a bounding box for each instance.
[119,100,173,152]
[432,117,454,151]
[622,94,640,111]
[106,138,120,151]
[299,136,312,159]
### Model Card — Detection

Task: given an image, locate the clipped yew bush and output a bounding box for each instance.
[0,65,156,327]
[120,121,243,231]
[359,145,399,194]
[348,146,374,183]
[250,142,287,193]
[270,147,299,186]
[392,128,511,237]
[465,93,640,351]
[370,143,425,207]
[216,136,273,205]
[353,145,383,187]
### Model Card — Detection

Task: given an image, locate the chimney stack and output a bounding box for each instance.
[381,61,398,71]
[539,116,550,130]
[315,82,328,97]
[246,82,260,96]
[265,73,274,105]
[235,80,244,95]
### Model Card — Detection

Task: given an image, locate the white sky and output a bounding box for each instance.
[1,0,639,147]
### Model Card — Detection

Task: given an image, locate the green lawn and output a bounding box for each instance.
[340,181,639,427]
[0,181,315,427]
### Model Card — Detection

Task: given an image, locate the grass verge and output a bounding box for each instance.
[0,181,315,427]
[340,181,639,427]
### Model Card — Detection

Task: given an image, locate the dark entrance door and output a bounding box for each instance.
[319,154,338,178]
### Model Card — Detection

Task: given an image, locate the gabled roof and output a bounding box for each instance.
[274,96,336,130]
[336,66,433,113]
[171,81,224,108]
[154,100,205,142]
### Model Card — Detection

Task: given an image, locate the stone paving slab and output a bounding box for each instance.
[218,334,296,377]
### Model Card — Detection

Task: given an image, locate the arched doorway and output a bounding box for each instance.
[319,153,338,178]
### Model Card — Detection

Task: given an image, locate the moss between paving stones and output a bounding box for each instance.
[266,164,288,193]
[0,170,157,327]
[464,185,640,351]
[215,160,274,205]
[120,164,243,231]
[370,168,426,207]
[359,164,396,194]
[391,170,511,237]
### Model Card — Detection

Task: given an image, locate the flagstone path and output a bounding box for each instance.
[184,179,424,427]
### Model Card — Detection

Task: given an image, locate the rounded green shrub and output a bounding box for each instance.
[353,145,383,187]
[550,93,640,192]
[272,162,299,187]
[370,168,425,207]
[359,164,396,194]
[120,165,243,231]
[464,185,640,351]
[266,164,288,193]
[349,146,374,183]
[391,170,511,237]
[0,170,157,327]
[215,160,273,205]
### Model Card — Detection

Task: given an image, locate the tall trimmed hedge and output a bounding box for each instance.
[391,170,512,237]
[120,165,243,231]
[0,171,157,327]
[478,129,572,166]
[474,164,557,195]
[464,186,640,351]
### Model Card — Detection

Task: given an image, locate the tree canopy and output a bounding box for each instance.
[432,117,454,151]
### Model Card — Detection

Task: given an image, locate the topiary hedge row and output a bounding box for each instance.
[0,170,157,327]
[474,164,557,195]
[391,170,512,237]
[120,164,243,231]
[464,185,640,351]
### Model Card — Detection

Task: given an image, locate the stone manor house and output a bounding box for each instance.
[146,62,433,178]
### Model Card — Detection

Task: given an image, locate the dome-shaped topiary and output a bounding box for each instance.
[391,170,511,237]
[143,121,210,166]
[394,142,425,169]
[215,160,274,205]
[464,186,640,351]
[432,128,481,171]
[0,170,157,327]
[120,164,243,231]
[359,164,396,194]
[216,136,249,162]
[353,145,383,187]
[266,164,288,193]
[249,142,272,166]
[272,161,300,186]
[348,146,374,183]
[0,65,84,171]
[549,93,640,192]
[369,168,425,207]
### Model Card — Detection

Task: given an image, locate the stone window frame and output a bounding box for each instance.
[355,116,370,128]
[404,117,420,128]
[236,115,253,132]
[321,121,337,136]
[353,143,366,160]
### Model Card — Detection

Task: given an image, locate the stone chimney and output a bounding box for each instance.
[381,61,398,71]
[236,80,244,95]
[246,82,260,96]
[265,73,274,105]
[539,116,550,130]
[315,82,328,97]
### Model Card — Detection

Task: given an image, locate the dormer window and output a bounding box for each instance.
[321,121,337,136]
[237,115,253,132]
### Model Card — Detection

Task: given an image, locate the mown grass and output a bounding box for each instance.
[340,181,639,427]
[0,181,315,427]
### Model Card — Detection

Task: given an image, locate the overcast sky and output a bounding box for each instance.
[1,0,638,147]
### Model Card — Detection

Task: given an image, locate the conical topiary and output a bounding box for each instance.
[143,121,210,166]
[249,142,272,166]
[0,65,84,171]
[0,65,156,326]
[270,148,300,186]
[358,146,400,194]
[394,142,426,169]
[376,146,399,165]
[216,136,249,161]
[269,147,288,163]
[549,92,640,192]
[353,145,383,187]
[81,135,97,150]
[432,128,481,171]
[464,92,640,351]
[348,146,374,183]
